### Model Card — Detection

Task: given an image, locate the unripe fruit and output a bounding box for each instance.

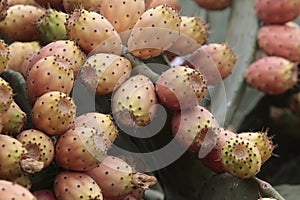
[0,77,13,113]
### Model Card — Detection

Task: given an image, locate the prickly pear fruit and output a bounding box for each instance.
[0,77,13,112]
[33,189,56,200]
[65,9,123,55]
[146,0,181,11]
[7,41,40,73]
[7,0,40,7]
[80,53,132,95]
[34,0,64,10]
[194,0,231,10]
[254,0,300,24]
[238,131,274,163]
[99,0,145,42]
[1,101,26,135]
[221,138,262,179]
[155,66,207,110]
[86,156,157,199]
[0,39,8,74]
[17,129,55,168]
[0,4,45,41]
[201,129,236,173]
[53,171,103,200]
[172,105,220,157]
[55,127,109,171]
[26,55,74,104]
[74,112,119,146]
[127,4,181,59]
[37,9,68,44]
[244,56,298,95]
[31,91,76,136]
[22,40,86,78]
[112,74,157,127]
[62,0,101,13]
[167,16,208,57]
[0,180,36,200]
[257,25,300,63]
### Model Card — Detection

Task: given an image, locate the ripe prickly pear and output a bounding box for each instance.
[80,53,132,95]
[86,156,157,199]
[194,0,231,10]
[65,9,123,55]
[155,66,207,110]
[0,180,36,200]
[112,74,157,127]
[244,56,298,95]
[257,24,300,63]
[55,127,109,171]
[37,9,68,44]
[221,138,262,179]
[0,4,45,41]
[31,91,76,136]
[172,105,220,156]
[146,0,181,11]
[33,189,56,200]
[0,39,8,74]
[0,77,13,112]
[26,55,74,104]
[127,4,181,59]
[254,0,300,24]
[7,0,40,7]
[53,171,103,200]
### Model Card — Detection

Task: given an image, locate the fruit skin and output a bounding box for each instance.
[0,4,45,41]
[53,171,103,200]
[221,138,262,179]
[238,131,274,163]
[31,91,76,136]
[55,127,109,171]
[74,112,119,147]
[26,55,74,104]
[17,129,55,168]
[37,9,68,44]
[127,4,181,59]
[22,40,86,78]
[0,39,9,74]
[172,105,220,157]
[0,77,13,113]
[7,41,40,73]
[244,56,298,95]
[7,0,40,7]
[86,156,157,199]
[33,189,56,200]
[146,0,181,11]
[0,180,36,200]
[257,25,300,63]
[254,0,300,24]
[80,53,132,95]
[193,0,231,10]
[65,9,123,55]
[112,74,158,127]
[201,129,236,173]
[155,66,207,110]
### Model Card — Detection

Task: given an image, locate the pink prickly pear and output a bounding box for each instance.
[0,180,36,200]
[146,0,181,11]
[33,189,56,200]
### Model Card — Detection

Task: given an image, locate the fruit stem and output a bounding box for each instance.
[131,172,157,190]
[254,177,285,200]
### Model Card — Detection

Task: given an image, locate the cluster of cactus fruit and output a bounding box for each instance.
[0,0,295,199]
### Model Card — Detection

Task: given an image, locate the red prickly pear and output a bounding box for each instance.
[0,180,36,200]
[0,77,13,113]
[254,0,300,24]
[80,53,132,95]
[257,24,300,63]
[33,189,56,200]
[244,56,298,95]
[127,4,181,59]
[221,138,262,179]
[193,0,231,10]
[0,4,45,41]
[86,156,157,199]
[53,171,103,200]
[55,127,109,171]
[172,105,220,157]
[0,39,8,75]
[201,129,237,173]
[31,91,76,136]
[65,9,123,55]
[155,66,207,110]
[26,55,74,105]
[17,129,55,168]
[112,74,158,127]
[7,41,40,74]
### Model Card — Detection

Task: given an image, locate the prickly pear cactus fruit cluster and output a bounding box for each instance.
[0,0,290,199]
